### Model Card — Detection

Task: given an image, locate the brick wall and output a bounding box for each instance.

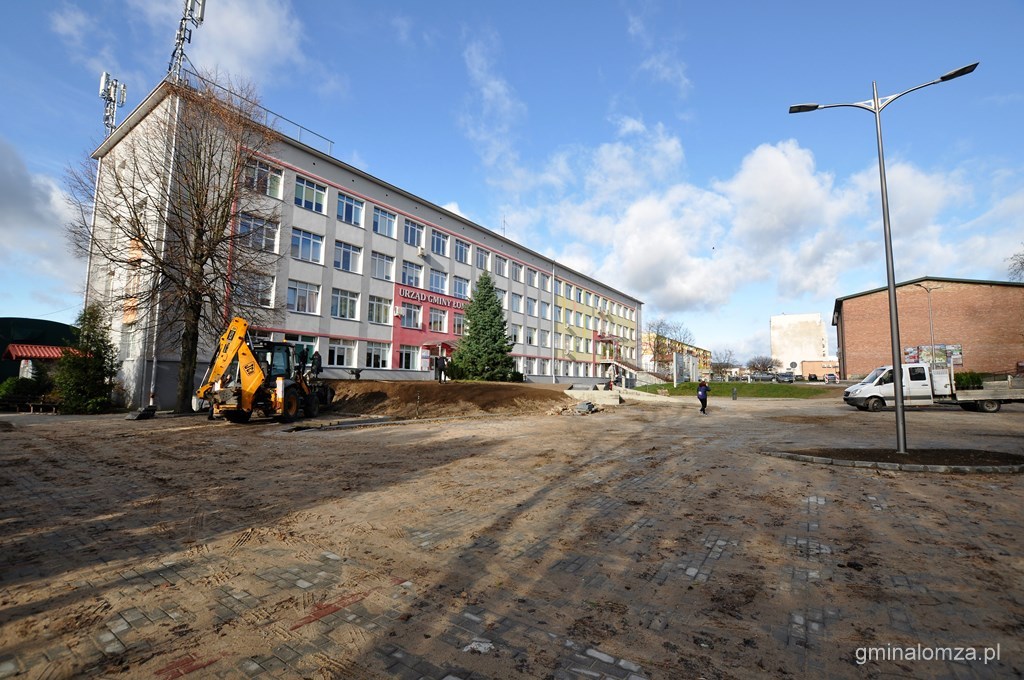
[836,281,1024,379]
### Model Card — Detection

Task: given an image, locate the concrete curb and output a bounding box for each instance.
[762,450,1024,474]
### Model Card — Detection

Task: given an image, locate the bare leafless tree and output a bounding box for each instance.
[65,72,283,412]
[710,348,736,377]
[746,355,782,373]
[643,318,695,373]
[1009,243,1024,282]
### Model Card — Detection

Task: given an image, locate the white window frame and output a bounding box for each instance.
[337,192,364,226]
[330,288,358,320]
[287,279,320,314]
[294,176,326,213]
[373,207,397,238]
[371,252,394,281]
[291,228,323,264]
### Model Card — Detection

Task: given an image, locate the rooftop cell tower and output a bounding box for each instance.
[99,72,126,137]
[168,0,207,78]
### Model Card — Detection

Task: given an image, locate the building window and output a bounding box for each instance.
[527,268,537,287]
[368,295,392,324]
[526,327,536,345]
[287,280,319,314]
[510,293,522,313]
[538,358,549,375]
[575,311,583,326]
[404,219,424,247]
[291,228,323,263]
[337,193,364,226]
[373,207,396,238]
[245,160,282,199]
[494,256,507,277]
[576,288,583,303]
[429,269,447,294]
[365,341,389,368]
[453,276,469,300]
[235,273,274,308]
[429,308,447,332]
[526,297,537,316]
[398,345,419,370]
[554,305,561,322]
[334,241,361,272]
[540,273,550,291]
[454,239,470,264]
[238,214,278,252]
[495,288,506,309]
[371,252,394,281]
[511,262,523,282]
[453,313,465,336]
[431,230,449,256]
[401,302,421,329]
[564,283,573,299]
[327,339,355,367]
[540,300,550,319]
[294,176,326,213]
[476,248,490,270]
[330,289,358,320]
[539,329,549,347]
[402,261,423,287]
[554,279,562,296]
[510,324,521,343]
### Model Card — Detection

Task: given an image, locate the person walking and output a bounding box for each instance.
[697,379,710,415]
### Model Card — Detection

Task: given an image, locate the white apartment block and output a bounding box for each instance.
[769,313,828,373]
[87,75,643,408]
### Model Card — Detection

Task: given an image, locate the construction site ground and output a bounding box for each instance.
[1,381,1022,679]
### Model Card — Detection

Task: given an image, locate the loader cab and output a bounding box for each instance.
[254,341,294,382]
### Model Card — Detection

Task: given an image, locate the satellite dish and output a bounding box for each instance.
[790,361,797,369]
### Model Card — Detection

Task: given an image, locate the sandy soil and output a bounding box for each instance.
[1,383,1022,679]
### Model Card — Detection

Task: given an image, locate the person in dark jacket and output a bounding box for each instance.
[697,379,710,415]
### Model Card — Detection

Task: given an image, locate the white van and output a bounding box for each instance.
[843,362,1023,413]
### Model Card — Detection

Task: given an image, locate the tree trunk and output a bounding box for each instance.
[175,296,204,413]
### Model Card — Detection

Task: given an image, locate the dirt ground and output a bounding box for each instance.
[1,383,1022,679]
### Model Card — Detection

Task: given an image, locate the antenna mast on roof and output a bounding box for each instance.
[168,0,207,78]
[99,72,127,137]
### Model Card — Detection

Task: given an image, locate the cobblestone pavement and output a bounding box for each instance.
[1,399,1022,679]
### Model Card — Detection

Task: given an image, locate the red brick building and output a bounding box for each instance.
[832,277,1024,379]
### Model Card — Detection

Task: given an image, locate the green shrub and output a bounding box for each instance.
[954,371,984,390]
[0,376,44,400]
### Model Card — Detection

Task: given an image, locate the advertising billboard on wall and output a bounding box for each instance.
[906,344,963,366]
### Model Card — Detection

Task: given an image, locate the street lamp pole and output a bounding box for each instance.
[913,282,940,367]
[789,62,978,454]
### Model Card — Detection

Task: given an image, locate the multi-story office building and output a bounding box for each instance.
[87,75,642,407]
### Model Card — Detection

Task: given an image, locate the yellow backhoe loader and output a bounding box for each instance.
[196,316,334,423]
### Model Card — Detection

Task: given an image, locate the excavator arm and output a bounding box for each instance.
[195,317,266,411]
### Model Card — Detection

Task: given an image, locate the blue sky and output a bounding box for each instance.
[1,0,1021,361]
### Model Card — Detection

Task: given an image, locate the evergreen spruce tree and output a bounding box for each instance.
[52,304,121,413]
[452,272,517,381]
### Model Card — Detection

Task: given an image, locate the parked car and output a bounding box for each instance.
[751,372,775,382]
[807,373,818,382]
[776,372,795,383]
[823,373,839,384]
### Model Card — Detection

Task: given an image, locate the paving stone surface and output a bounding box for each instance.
[1,398,1022,678]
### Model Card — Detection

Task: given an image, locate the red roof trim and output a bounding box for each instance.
[2,344,68,360]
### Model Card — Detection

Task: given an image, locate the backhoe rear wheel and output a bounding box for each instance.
[279,386,301,422]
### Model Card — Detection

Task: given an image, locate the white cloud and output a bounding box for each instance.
[187,0,305,86]
[638,52,691,98]
[460,33,527,173]
[0,138,83,310]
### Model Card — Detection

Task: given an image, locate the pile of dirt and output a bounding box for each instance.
[324,379,575,419]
